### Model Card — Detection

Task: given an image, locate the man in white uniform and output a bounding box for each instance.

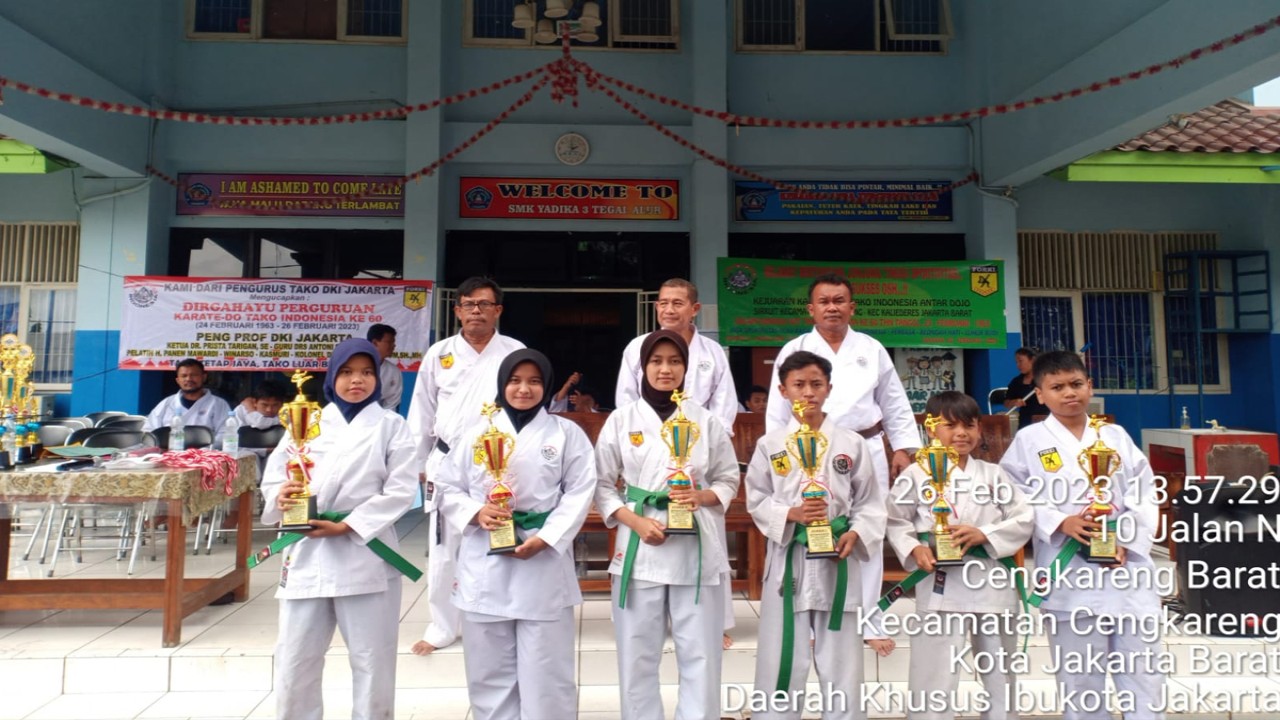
[142,358,232,432]
[367,323,404,412]
[765,273,919,655]
[408,277,525,654]
[616,278,739,433]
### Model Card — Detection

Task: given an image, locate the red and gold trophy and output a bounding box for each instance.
[279,370,321,531]
[787,400,836,559]
[918,414,965,566]
[474,402,518,554]
[661,389,700,536]
[1078,415,1121,563]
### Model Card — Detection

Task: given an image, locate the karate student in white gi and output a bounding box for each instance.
[260,339,419,720]
[999,351,1164,720]
[408,276,526,654]
[438,349,596,720]
[746,350,885,720]
[235,380,286,430]
[766,272,919,656]
[596,330,740,720]
[368,323,404,412]
[615,278,741,647]
[142,358,232,432]
[885,391,1033,720]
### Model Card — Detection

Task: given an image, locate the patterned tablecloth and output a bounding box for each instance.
[0,454,258,524]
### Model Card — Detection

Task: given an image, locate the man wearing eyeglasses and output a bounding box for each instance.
[407,276,525,654]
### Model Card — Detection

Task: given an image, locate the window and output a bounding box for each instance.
[0,223,79,389]
[1017,231,1228,394]
[466,0,679,51]
[737,0,949,53]
[170,229,405,279]
[188,0,406,42]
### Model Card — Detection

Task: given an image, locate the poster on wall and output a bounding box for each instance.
[734,180,953,222]
[119,277,432,371]
[459,178,679,220]
[893,348,965,414]
[176,173,405,217]
[717,257,1006,348]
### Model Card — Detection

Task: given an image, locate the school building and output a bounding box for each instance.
[2,1,1280,442]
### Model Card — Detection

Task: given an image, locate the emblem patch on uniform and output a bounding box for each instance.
[856,356,868,367]
[698,359,712,372]
[770,451,791,476]
[541,445,558,461]
[629,432,644,447]
[1039,448,1063,472]
[833,454,853,474]
[439,352,454,369]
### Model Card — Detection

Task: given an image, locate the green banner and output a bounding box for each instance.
[717,257,1007,348]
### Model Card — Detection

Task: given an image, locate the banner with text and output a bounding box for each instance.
[734,180,953,222]
[177,173,404,217]
[120,277,432,371]
[717,257,1005,348]
[459,177,679,220]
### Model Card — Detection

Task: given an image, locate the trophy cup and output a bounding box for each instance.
[474,402,518,555]
[0,334,19,469]
[917,414,965,566]
[0,334,38,466]
[279,370,321,531]
[660,389,700,536]
[786,400,837,559]
[1077,415,1121,563]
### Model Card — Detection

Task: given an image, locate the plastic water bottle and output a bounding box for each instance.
[168,411,186,451]
[220,412,240,455]
[1179,406,1191,430]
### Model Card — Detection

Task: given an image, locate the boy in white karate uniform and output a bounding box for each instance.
[745,350,885,720]
[260,339,419,720]
[595,330,740,720]
[885,391,1033,720]
[999,351,1165,720]
[438,349,596,720]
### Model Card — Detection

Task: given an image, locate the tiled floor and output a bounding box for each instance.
[4,512,1280,719]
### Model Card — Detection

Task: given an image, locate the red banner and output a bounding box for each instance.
[459,177,679,220]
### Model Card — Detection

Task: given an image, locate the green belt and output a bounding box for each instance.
[513,509,551,530]
[617,485,702,609]
[247,511,423,582]
[1026,518,1115,609]
[776,515,850,694]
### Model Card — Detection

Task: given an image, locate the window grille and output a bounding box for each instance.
[1020,295,1075,354]
[468,1,678,50]
[1084,292,1154,390]
[190,0,405,42]
[738,0,946,53]
[0,222,79,387]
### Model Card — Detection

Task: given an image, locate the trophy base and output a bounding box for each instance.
[279,496,318,532]
[0,450,11,471]
[488,521,519,555]
[29,443,43,460]
[666,503,697,535]
[1085,520,1119,564]
[13,446,31,466]
[805,549,840,560]
[932,534,967,567]
[664,524,698,536]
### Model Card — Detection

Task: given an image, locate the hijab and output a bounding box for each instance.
[495,348,554,433]
[324,338,382,422]
[639,329,688,421]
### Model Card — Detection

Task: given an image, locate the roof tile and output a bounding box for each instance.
[1115,99,1280,153]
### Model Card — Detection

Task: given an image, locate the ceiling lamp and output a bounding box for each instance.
[544,0,569,19]
[512,1,602,43]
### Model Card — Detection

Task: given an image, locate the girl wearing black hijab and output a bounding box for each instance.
[592,330,741,720]
[436,348,597,720]
[260,338,419,720]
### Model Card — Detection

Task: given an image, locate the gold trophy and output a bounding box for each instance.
[918,414,965,566]
[279,370,322,531]
[787,400,837,558]
[1078,415,1121,563]
[660,389,700,535]
[0,334,20,469]
[474,402,518,554]
[0,334,37,466]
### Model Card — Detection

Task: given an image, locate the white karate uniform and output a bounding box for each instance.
[615,328,739,435]
[886,459,1033,720]
[1000,417,1164,720]
[378,357,404,411]
[407,331,525,648]
[745,418,886,720]
[766,328,919,641]
[595,400,740,720]
[260,402,419,720]
[234,404,281,430]
[142,390,232,432]
[438,410,596,720]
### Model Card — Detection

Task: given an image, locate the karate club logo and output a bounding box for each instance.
[127,286,158,308]
[969,265,999,298]
[1038,448,1063,472]
[439,352,454,369]
[833,454,853,475]
[722,263,757,295]
[403,286,428,311]
[770,451,791,476]
[629,432,644,447]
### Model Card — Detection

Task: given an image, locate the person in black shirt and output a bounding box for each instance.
[1004,347,1050,425]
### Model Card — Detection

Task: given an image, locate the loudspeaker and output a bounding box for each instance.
[1174,481,1280,637]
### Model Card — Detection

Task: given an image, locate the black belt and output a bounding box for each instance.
[857,421,885,439]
